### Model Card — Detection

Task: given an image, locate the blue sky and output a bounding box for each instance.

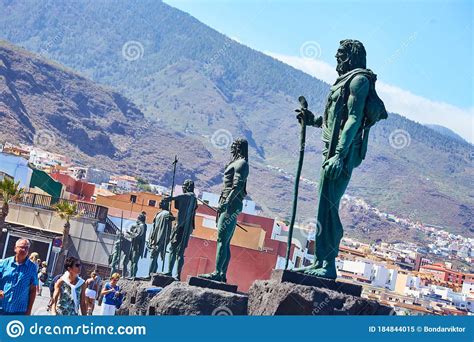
[165,0,473,142]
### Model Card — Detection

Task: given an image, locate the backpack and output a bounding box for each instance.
[342,69,388,160]
[39,272,48,283]
[49,274,61,292]
[361,71,388,128]
[342,69,387,128]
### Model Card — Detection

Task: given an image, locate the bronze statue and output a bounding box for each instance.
[109,232,131,276]
[124,211,147,278]
[294,39,387,279]
[163,180,197,280]
[200,138,249,283]
[147,200,175,275]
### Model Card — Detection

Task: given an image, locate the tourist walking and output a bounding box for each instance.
[84,271,99,315]
[0,239,38,315]
[100,273,123,316]
[37,261,48,296]
[51,256,86,315]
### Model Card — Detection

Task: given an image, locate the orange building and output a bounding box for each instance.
[419,263,464,285]
[96,192,164,223]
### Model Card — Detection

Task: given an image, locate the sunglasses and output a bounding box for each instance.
[75,263,81,267]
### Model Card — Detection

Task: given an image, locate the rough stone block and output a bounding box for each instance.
[271,269,362,297]
[248,279,394,316]
[149,282,248,315]
[151,273,176,288]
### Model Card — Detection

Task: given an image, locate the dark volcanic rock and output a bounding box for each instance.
[188,276,238,293]
[151,273,176,288]
[116,279,152,315]
[149,282,248,316]
[248,280,394,316]
[271,270,362,297]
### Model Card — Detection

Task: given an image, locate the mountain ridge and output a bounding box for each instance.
[0,0,472,236]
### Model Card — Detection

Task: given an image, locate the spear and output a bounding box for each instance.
[161,155,178,272]
[285,96,308,270]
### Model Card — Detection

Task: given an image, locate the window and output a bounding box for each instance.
[148,200,156,207]
[130,195,137,203]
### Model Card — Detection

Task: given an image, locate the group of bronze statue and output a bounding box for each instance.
[108,39,387,283]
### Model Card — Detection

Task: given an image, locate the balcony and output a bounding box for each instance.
[2,192,116,269]
[10,192,108,221]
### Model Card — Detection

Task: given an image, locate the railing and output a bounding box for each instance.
[12,192,108,222]
[105,216,120,235]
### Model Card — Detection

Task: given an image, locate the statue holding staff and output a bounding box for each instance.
[292,39,387,278]
[163,180,198,280]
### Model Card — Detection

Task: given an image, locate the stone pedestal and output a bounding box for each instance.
[151,273,176,288]
[116,279,154,315]
[149,282,248,315]
[247,270,393,316]
[271,269,362,297]
[188,276,238,293]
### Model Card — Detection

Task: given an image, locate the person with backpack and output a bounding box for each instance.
[294,39,387,279]
[47,274,62,312]
[100,273,123,315]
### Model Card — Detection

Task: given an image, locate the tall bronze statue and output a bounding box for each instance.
[124,211,148,278]
[164,180,197,280]
[200,138,249,283]
[294,39,387,279]
[147,200,175,275]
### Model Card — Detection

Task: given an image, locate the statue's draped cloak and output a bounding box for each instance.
[128,221,147,259]
[170,193,197,255]
[149,210,173,259]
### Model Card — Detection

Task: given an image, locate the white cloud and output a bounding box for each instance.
[266,52,474,143]
[230,36,242,44]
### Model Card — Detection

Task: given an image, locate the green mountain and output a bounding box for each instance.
[0,40,221,188]
[0,0,472,236]
[425,124,468,144]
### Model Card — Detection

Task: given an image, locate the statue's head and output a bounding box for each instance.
[182,179,195,193]
[159,200,169,210]
[230,138,248,161]
[138,211,146,223]
[335,39,366,76]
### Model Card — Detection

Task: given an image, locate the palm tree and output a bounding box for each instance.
[53,200,78,270]
[0,177,24,239]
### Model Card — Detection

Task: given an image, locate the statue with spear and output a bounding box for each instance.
[163,178,198,280]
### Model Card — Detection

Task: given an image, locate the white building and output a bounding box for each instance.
[339,259,372,279]
[201,191,257,215]
[462,281,474,296]
[28,148,71,169]
[371,264,397,291]
[109,175,138,192]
